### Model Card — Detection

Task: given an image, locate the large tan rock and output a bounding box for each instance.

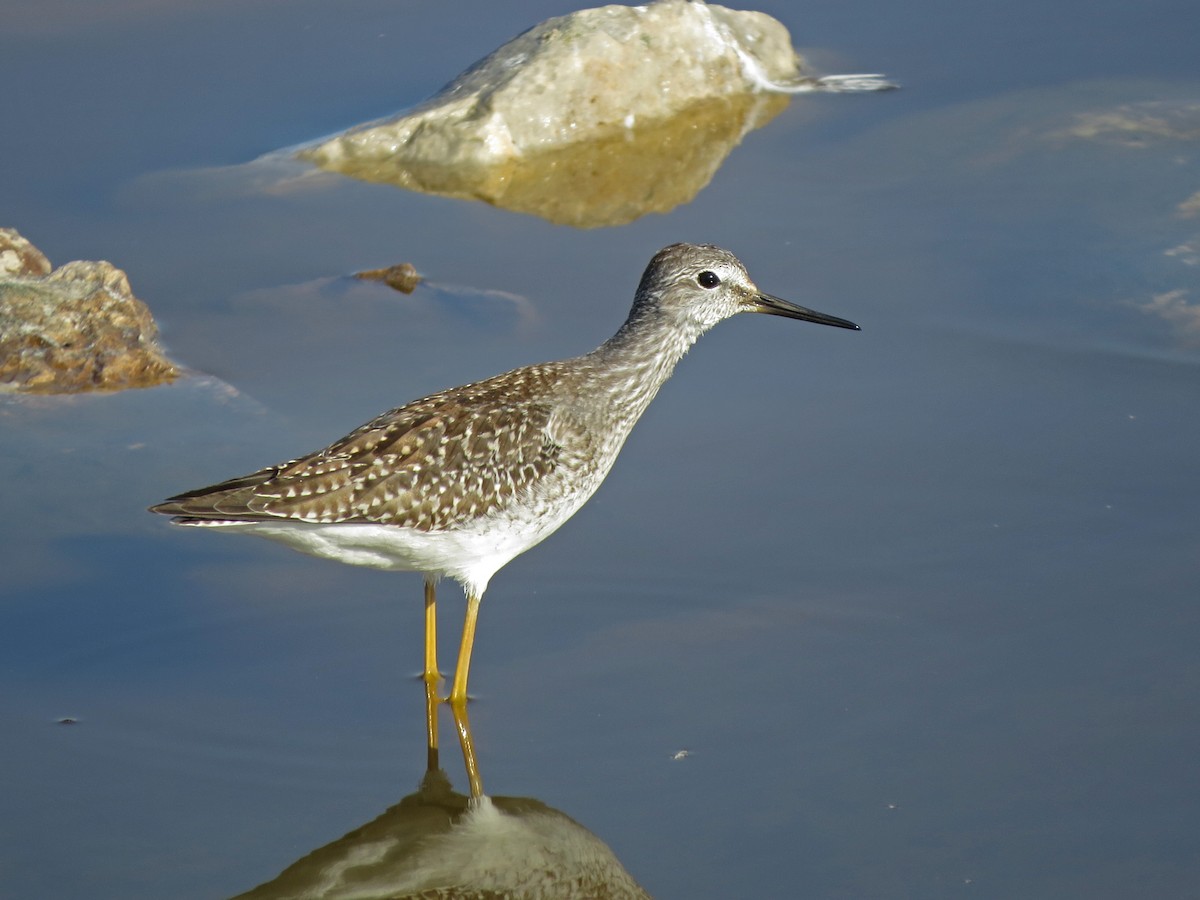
[0,230,179,393]
[297,0,893,226]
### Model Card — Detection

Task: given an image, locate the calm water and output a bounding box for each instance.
[3,1,1199,897]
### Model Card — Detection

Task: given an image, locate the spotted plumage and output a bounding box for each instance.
[151,243,859,706]
[160,367,573,532]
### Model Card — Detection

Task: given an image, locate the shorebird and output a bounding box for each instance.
[150,243,858,707]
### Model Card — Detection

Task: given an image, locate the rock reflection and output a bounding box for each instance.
[305,92,789,228]
[302,91,792,228]
[232,686,651,900]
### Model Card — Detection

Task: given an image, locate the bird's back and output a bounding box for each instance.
[151,357,617,535]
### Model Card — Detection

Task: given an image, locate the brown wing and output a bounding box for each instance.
[151,367,567,531]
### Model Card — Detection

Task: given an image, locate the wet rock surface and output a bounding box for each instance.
[0,230,179,393]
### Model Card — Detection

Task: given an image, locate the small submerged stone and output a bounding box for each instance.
[296,0,894,226]
[354,262,424,294]
[0,229,179,393]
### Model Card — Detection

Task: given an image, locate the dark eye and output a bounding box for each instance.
[697,270,720,289]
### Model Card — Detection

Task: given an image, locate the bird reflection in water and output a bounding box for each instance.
[231,684,651,900]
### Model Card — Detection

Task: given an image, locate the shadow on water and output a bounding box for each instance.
[232,685,650,900]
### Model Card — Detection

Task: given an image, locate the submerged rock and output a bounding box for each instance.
[354,262,424,294]
[297,0,893,226]
[1049,99,1200,147]
[0,230,178,393]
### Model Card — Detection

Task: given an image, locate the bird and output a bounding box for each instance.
[150,243,859,708]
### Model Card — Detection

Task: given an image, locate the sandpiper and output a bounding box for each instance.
[151,243,858,706]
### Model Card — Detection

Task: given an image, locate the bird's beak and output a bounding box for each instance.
[750,292,860,331]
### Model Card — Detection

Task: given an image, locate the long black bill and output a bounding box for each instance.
[752,292,860,331]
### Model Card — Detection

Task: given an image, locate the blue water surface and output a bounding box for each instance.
[2,2,1198,897]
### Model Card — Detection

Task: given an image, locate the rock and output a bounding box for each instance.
[296,0,894,226]
[0,227,53,277]
[354,262,424,294]
[0,231,179,393]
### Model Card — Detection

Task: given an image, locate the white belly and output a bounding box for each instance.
[176,500,585,598]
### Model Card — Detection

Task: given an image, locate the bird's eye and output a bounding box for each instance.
[697,270,721,289]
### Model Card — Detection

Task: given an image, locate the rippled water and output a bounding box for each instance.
[3,2,1199,897]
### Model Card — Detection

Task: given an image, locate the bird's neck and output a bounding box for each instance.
[584,303,710,417]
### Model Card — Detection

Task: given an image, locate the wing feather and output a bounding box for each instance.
[151,366,569,531]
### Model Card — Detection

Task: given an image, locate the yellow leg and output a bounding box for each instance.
[448,592,481,708]
[449,693,485,801]
[423,580,440,769]
[423,580,440,685]
[424,678,440,773]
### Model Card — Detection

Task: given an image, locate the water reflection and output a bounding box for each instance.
[233,685,651,900]
[301,92,790,228]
